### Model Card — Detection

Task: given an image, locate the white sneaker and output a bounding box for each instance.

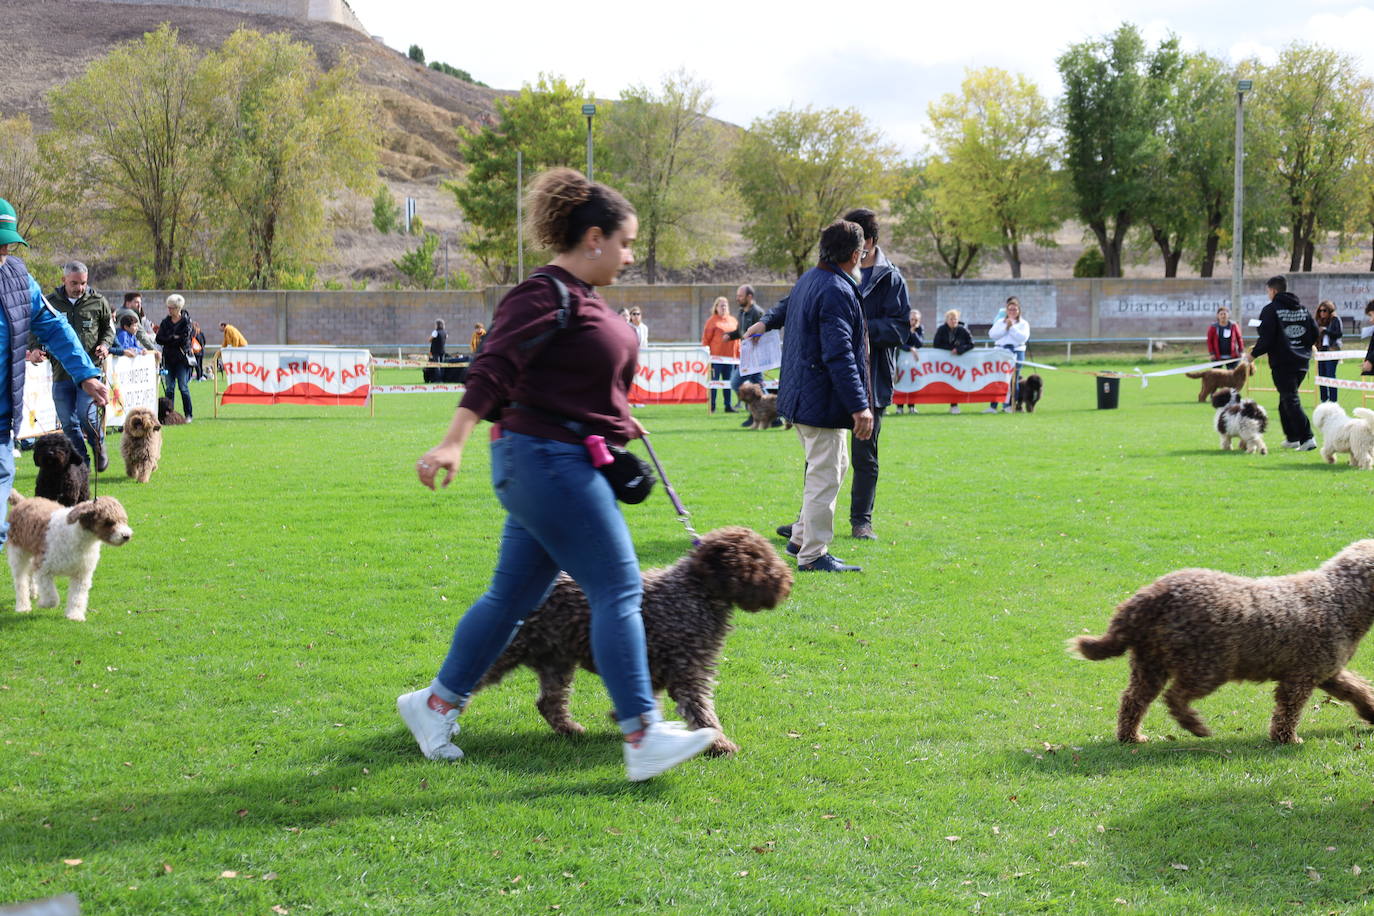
[1298,438,1318,451]
[950,405,961,415]
[981,407,998,414]
[624,720,718,782]
[397,689,463,760]
[1280,440,1299,449]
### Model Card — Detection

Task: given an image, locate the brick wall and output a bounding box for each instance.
[125,275,1374,352]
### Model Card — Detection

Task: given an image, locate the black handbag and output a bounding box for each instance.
[599,445,656,504]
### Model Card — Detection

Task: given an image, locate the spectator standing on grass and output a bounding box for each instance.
[1248,275,1317,451]
[190,321,207,380]
[1207,305,1243,369]
[628,307,648,347]
[985,296,1028,413]
[701,296,739,413]
[156,294,195,422]
[401,167,717,780]
[429,319,446,362]
[469,321,485,354]
[895,308,924,415]
[0,198,108,546]
[726,285,764,399]
[932,309,973,414]
[1314,300,1342,403]
[39,260,113,470]
[1359,300,1374,377]
[841,207,909,542]
[745,219,873,573]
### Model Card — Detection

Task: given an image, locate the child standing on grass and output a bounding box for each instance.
[402,168,717,781]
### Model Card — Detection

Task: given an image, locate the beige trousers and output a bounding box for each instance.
[791,423,850,565]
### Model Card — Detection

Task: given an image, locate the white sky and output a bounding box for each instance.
[345,0,1374,156]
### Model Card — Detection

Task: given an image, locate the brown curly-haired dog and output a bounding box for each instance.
[120,407,162,483]
[1187,359,1253,402]
[474,526,793,756]
[1071,540,1374,744]
[736,382,790,431]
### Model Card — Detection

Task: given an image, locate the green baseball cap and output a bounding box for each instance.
[0,198,26,246]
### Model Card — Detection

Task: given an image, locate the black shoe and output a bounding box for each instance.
[94,442,109,473]
[776,524,793,540]
[741,418,754,428]
[785,541,800,556]
[723,406,738,413]
[798,554,862,572]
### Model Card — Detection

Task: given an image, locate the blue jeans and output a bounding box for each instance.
[165,362,193,417]
[1317,357,1338,403]
[432,430,658,734]
[710,363,733,410]
[730,365,762,394]
[52,378,101,463]
[0,431,14,548]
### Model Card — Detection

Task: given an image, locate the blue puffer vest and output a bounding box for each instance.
[0,256,33,437]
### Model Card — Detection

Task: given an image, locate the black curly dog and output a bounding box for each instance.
[32,432,90,506]
[474,527,793,756]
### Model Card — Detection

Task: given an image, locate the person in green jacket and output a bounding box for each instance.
[35,260,113,470]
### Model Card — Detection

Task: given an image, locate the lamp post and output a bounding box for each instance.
[1232,79,1252,320]
[582,103,596,181]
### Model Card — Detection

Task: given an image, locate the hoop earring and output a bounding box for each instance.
[587,248,602,260]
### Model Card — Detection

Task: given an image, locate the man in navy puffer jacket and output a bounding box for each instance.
[747,220,873,572]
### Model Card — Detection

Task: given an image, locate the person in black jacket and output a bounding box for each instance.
[1248,276,1317,450]
[155,294,195,422]
[842,208,909,541]
[1361,300,1374,377]
[1313,300,1342,403]
[933,309,974,414]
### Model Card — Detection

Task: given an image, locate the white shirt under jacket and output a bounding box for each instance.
[989,317,1030,352]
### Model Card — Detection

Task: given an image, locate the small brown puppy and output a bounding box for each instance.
[120,407,162,483]
[1187,360,1253,402]
[736,382,790,431]
[474,527,793,756]
[1071,540,1374,744]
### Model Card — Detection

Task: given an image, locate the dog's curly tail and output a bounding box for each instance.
[7,490,20,507]
[1066,629,1128,661]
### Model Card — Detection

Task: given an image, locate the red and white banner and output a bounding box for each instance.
[892,348,1015,405]
[18,353,159,438]
[220,347,371,406]
[630,346,710,404]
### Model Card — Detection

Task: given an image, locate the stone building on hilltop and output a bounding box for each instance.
[90,0,368,33]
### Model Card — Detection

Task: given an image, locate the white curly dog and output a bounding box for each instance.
[1313,402,1374,470]
[7,493,133,621]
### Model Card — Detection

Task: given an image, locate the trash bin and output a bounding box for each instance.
[1096,375,1120,410]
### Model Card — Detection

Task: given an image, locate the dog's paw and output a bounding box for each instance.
[65,610,87,622]
[551,720,586,736]
[705,737,739,757]
[1118,732,1149,744]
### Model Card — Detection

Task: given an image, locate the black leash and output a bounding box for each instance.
[639,433,699,545]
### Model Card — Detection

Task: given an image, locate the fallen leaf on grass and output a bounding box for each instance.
[160,863,173,875]
[821,814,838,820]
[1306,868,1320,882]
[1354,865,1363,876]
[236,809,248,818]
[1068,861,1088,867]
[945,836,960,842]
[1114,899,1128,905]
[786,731,802,739]
[1171,863,1189,871]
[262,872,278,881]
[220,870,238,878]
[736,871,748,877]
[63,859,82,866]
[272,907,289,915]
[605,827,623,836]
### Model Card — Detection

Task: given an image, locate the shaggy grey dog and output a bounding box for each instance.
[1071,540,1374,744]
[32,433,90,506]
[474,527,793,756]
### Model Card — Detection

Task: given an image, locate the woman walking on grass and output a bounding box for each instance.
[702,296,739,413]
[400,167,718,781]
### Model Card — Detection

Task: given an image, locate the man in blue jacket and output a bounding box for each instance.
[747,219,873,572]
[0,198,109,548]
[842,208,910,541]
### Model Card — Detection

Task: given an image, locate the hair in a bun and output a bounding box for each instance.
[526,167,634,253]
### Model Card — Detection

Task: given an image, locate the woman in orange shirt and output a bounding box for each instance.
[702,296,740,413]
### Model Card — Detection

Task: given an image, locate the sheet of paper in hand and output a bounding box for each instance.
[739,331,782,376]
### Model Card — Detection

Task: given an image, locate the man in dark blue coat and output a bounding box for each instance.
[747,219,873,572]
[842,208,910,541]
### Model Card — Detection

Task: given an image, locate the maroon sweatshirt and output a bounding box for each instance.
[458,266,639,446]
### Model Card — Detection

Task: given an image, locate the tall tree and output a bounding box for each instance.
[731,106,898,277]
[600,69,732,284]
[202,29,378,289]
[48,24,208,287]
[891,160,983,279]
[1057,24,1179,277]
[1252,44,1374,271]
[0,117,59,247]
[925,68,1062,278]
[448,74,587,283]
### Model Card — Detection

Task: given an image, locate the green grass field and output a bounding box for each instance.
[4,364,1374,914]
